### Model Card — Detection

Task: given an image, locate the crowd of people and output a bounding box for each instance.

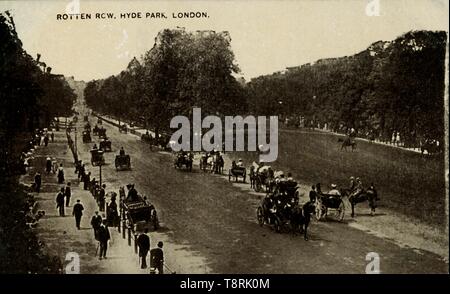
[28,119,167,273]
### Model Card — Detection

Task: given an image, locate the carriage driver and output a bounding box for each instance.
[236,159,244,167]
[119,147,125,156]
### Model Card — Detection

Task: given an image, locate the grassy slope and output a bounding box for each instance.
[228,129,446,229]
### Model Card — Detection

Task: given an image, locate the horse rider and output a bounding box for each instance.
[349,176,356,192]
[349,178,364,201]
[119,147,125,156]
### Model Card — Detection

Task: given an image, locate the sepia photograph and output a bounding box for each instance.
[0,0,448,282]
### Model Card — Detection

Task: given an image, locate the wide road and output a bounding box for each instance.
[76,115,447,274]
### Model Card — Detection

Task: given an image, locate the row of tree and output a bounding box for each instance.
[1,11,75,273]
[85,29,446,148]
[85,29,247,139]
[246,30,447,146]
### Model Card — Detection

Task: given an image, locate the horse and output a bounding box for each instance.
[213,153,224,174]
[289,201,315,240]
[342,187,378,218]
[338,137,357,151]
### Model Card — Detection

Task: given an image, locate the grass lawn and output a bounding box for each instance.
[228,129,446,230]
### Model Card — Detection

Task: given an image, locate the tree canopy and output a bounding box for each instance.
[85,29,246,137]
[246,30,447,146]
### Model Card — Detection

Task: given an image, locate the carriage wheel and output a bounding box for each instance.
[256,207,264,226]
[273,216,282,233]
[336,201,345,222]
[315,204,323,221]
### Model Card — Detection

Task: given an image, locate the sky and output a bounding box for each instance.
[1,0,448,82]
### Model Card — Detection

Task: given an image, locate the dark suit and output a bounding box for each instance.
[72,203,84,229]
[150,247,164,274]
[91,215,103,240]
[97,225,110,258]
[137,234,150,269]
[56,192,65,216]
[65,186,71,206]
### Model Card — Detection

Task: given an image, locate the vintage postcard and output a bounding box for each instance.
[0,0,448,280]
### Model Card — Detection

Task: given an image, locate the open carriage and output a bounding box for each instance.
[252,164,274,192]
[115,154,131,170]
[119,124,127,133]
[82,131,91,143]
[315,193,345,221]
[228,162,246,182]
[99,138,112,152]
[90,149,105,166]
[174,152,193,171]
[119,187,159,233]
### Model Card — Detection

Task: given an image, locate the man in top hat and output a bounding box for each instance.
[137,229,151,269]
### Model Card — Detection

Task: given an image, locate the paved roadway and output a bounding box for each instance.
[75,115,447,274]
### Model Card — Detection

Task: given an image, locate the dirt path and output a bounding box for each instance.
[72,116,447,273]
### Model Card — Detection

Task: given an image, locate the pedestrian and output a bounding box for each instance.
[72,199,84,230]
[90,211,103,240]
[107,196,119,227]
[56,188,65,216]
[79,164,85,180]
[97,220,110,260]
[150,241,164,274]
[46,157,52,174]
[34,172,42,193]
[137,229,150,269]
[43,135,49,147]
[98,184,106,212]
[50,131,54,143]
[65,182,72,207]
[52,158,58,173]
[83,172,91,190]
[57,164,64,184]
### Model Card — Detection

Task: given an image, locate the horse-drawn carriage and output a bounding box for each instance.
[82,131,91,143]
[119,186,159,233]
[174,152,193,171]
[84,122,91,132]
[97,127,107,139]
[256,196,315,240]
[141,131,153,144]
[315,193,345,221]
[119,124,127,133]
[228,161,246,182]
[199,151,224,174]
[115,154,131,170]
[90,149,105,166]
[99,138,112,152]
[93,124,100,136]
[251,164,274,192]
